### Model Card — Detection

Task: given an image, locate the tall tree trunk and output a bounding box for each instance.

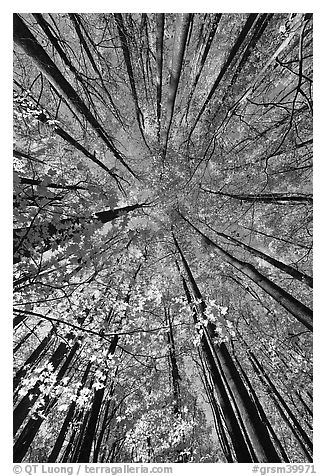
[114,14,150,150]
[13,342,68,436]
[18,176,88,191]
[232,351,290,463]
[69,408,92,462]
[14,327,56,392]
[155,14,165,138]
[13,341,80,462]
[47,361,93,462]
[229,14,273,87]
[14,320,42,354]
[13,14,137,178]
[189,14,258,136]
[174,235,281,462]
[201,187,313,205]
[174,259,253,462]
[248,351,313,461]
[162,14,192,158]
[201,219,313,287]
[179,213,313,331]
[164,306,182,415]
[60,425,77,462]
[14,84,123,183]
[77,335,119,462]
[184,14,221,122]
[198,350,234,462]
[14,202,144,264]
[13,313,28,329]
[92,379,116,463]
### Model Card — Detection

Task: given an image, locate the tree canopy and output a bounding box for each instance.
[13,13,313,464]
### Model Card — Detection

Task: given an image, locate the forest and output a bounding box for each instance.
[13,13,313,463]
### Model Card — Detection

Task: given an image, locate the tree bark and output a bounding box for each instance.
[248,351,313,460]
[14,83,122,183]
[13,341,80,462]
[13,342,68,436]
[201,220,313,288]
[47,361,93,462]
[175,256,252,462]
[77,335,119,462]
[201,187,313,205]
[18,176,88,192]
[14,327,56,392]
[179,213,313,331]
[229,14,272,87]
[13,14,137,178]
[174,235,282,462]
[14,320,42,354]
[233,351,290,463]
[189,14,258,136]
[184,14,221,122]
[14,202,144,264]
[155,14,165,138]
[164,306,181,415]
[162,14,192,158]
[198,350,234,462]
[114,14,149,150]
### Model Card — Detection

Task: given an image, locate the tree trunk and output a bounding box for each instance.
[92,388,114,463]
[232,351,290,463]
[229,14,272,87]
[47,361,93,462]
[13,313,28,329]
[201,220,313,288]
[69,408,92,462]
[14,320,42,354]
[14,327,56,392]
[13,14,137,178]
[189,14,258,136]
[18,176,88,191]
[162,14,192,158]
[184,14,221,122]
[198,350,234,462]
[114,14,149,150]
[201,188,313,205]
[179,214,313,331]
[248,351,313,460]
[155,14,165,138]
[77,335,119,462]
[174,235,281,462]
[13,342,68,436]
[174,259,253,462]
[164,306,182,415]
[14,202,144,264]
[13,341,80,462]
[14,83,122,182]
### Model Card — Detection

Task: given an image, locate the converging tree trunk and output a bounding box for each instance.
[14,202,145,263]
[174,236,281,462]
[164,306,182,415]
[248,350,313,461]
[47,361,93,462]
[201,187,313,205]
[14,326,56,393]
[77,335,119,462]
[155,13,165,138]
[114,14,150,150]
[13,14,137,178]
[201,219,313,288]
[13,340,81,462]
[189,14,258,137]
[162,14,192,158]
[179,213,313,331]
